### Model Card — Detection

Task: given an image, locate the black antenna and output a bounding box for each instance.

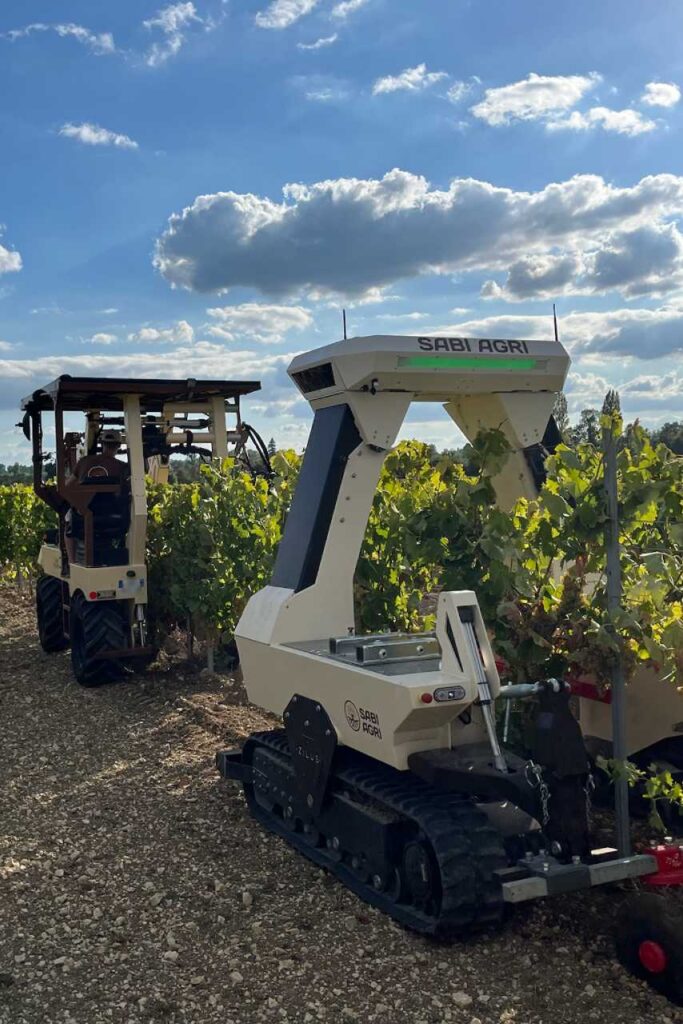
[342,308,347,341]
[553,303,559,343]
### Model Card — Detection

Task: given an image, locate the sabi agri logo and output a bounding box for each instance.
[344,700,360,732]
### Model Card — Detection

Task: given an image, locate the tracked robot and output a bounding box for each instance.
[218,336,683,996]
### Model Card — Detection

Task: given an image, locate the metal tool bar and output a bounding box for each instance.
[499,853,657,903]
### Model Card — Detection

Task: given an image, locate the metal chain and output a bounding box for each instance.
[525,760,551,826]
[584,771,596,820]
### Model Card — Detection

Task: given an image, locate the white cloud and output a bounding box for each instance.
[641,81,681,108]
[447,81,473,104]
[2,22,115,55]
[154,169,683,299]
[143,2,204,67]
[305,85,348,102]
[481,223,683,300]
[255,0,320,30]
[0,344,294,412]
[432,305,683,361]
[0,341,13,352]
[87,333,118,345]
[127,320,195,344]
[373,63,448,96]
[548,105,656,136]
[0,238,22,276]
[331,0,369,19]
[297,34,338,50]
[206,303,312,343]
[471,72,600,126]
[59,122,138,150]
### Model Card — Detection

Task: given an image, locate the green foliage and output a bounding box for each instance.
[0,484,57,578]
[2,421,682,685]
[147,456,294,644]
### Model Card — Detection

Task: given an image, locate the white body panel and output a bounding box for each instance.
[579,665,683,755]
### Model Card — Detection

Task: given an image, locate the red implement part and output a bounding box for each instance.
[639,940,668,974]
[643,843,683,887]
[568,676,612,703]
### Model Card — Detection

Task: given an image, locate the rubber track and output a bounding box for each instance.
[71,596,127,686]
[36,576,69,653]
[243,730,507,938]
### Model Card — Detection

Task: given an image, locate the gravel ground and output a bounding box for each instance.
[1,584,682,1024]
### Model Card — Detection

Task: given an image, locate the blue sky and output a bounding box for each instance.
[1,0,683,461]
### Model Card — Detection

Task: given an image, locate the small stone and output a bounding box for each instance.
[584,984,596,997]
[341,1009,358,1022]
[453,992,473,1009]
[163,950,179,964]
[149,893,164,907]
[190,975,204,986]
[242,891,253,909]
[230,970,243,985]
[14,954,26,964]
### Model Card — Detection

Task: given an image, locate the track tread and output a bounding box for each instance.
[242,729,506,938]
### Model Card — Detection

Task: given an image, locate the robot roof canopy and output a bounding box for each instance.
[288,335,570,404]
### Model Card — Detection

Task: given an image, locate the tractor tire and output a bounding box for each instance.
[70,594,127,687]
[616,892,683,1003]
[36,576,69,653]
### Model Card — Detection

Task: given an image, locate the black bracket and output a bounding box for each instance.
[283,695,337,819]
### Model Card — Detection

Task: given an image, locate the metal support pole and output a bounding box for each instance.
[603,425,631,857]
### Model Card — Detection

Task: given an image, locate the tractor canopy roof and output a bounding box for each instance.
[21,375,261,413]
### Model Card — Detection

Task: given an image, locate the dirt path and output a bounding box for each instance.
[0,585,680,1024]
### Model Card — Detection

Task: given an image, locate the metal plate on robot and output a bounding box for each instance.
[355,636,440,665]
[329,632,436,656]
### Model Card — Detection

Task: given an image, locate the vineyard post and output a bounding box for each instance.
[603,421,631,858]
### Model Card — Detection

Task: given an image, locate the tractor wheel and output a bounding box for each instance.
[36,576,69,653]
[616,892,683,1003]
[70,594,127,687]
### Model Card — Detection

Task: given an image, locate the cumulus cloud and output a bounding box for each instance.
[471,72,600,126]
[373,63,448,96]
[59,122,139,149]
[297,34,338,50]
[255,0,320,29]
[482,223,683,301]
[143,2,205,66]
[154,168,683,299]
[641,81,681,108]
[2,22,115,55]
[0,341,13,352]
[331,0,370,19]
[432,306,683,361]
[548,105,656,136]
[127,320,195,344]
[206,303,313,343]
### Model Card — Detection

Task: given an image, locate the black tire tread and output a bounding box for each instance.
[36,576,68,653]
[70,595,127,687]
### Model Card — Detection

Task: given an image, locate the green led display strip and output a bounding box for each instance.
[399,356,539,371]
